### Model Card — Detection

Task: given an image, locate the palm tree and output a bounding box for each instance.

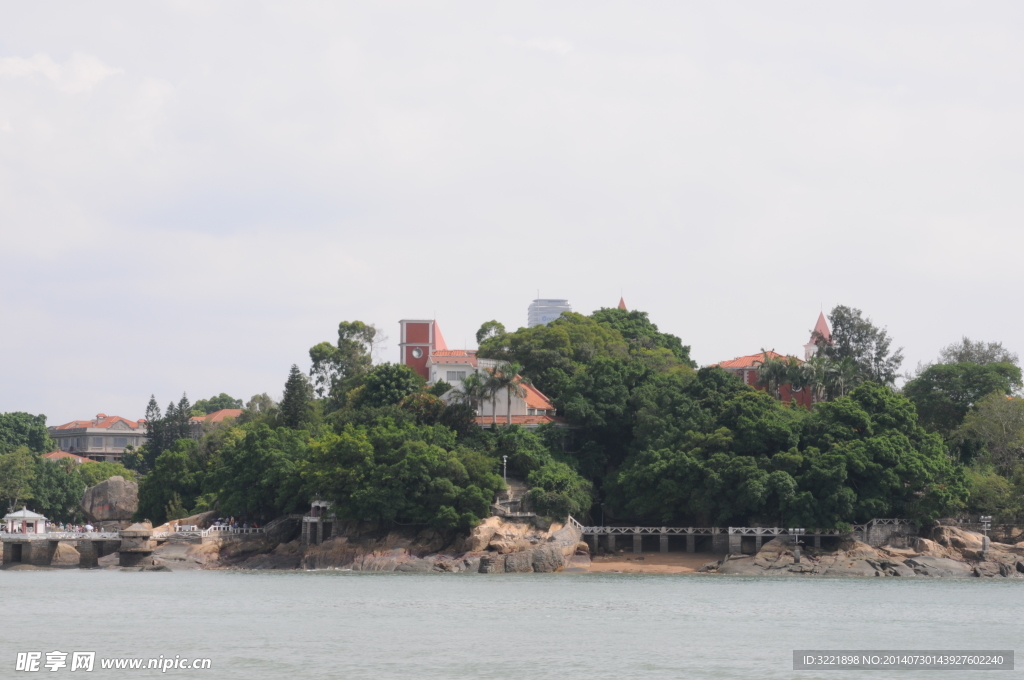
[786,357,812,402]
[483,367,502,425]
[754,350,789,400]
[804,356,830,403]
[826,357,858,399]
[454,372,486,414]
[489,362,531,426]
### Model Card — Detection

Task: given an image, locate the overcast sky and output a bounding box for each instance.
[3,2,1023,425]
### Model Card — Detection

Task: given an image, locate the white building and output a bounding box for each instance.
[48,414,147,463]
[527,299,572,328]
[4,508,47,534]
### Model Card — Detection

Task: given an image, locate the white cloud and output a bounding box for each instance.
[0,52,122,93]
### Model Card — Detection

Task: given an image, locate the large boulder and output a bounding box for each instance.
[903,556,975,578]
[931,526,984,556]
[465,517,502,552]
[81,476,138,526]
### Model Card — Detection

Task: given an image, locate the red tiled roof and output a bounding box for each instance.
[523,383,555,411]
[41,451,93,464]
[51,415,142,430]
[429,350,479,367]
[474,415,566,426]
[190,409,243,424]
[715,350,799,369]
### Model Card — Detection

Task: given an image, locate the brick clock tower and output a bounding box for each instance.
[398,319,447,380]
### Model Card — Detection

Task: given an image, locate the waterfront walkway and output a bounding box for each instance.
[566,516,914,554]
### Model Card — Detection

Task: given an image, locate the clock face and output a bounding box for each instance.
[411,348,423,359]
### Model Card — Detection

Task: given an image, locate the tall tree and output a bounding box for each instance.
[0,446,37,512]
[454,372,487,413]
[475,320,506,345]
[280,365,314,429]
[938,337,1019,367]
[488,362,531,426]
[753,351,789,400]
[309,320,377,401]
[816,305,904,386]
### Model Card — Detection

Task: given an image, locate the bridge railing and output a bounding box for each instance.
[0,531,120,540]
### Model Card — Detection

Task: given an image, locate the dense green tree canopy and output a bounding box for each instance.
[359,364,425,409]
[938,337,1019,367]
[614,383,965,527]
[135,438,205,524]
[904,362,1021,437]
[589,307,695,366]
[78,461,136,488]
[0,412,54,455]
[31,457,86,523]
[192,393,243,414]
[0,446,37,512]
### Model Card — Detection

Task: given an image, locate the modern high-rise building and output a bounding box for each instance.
[527,299,572,328]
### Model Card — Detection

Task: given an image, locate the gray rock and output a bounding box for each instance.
[478,554,505,573]
[504,551,534,573]
[530,545,564,573]
[81,476,138,524]
[394,558,431,573]
[718,555,767,576]
[821,558,881,577]
[904,556,975,578]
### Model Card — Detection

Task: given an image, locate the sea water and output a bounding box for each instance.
[1,570,1020,679]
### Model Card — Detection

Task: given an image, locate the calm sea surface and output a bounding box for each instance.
[1,570,1020,679]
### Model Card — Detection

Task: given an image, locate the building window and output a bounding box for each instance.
[446,371,466,381]
[92,437,104,448]
[113,437,128,448]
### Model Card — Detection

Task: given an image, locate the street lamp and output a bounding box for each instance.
[502,455,507,485]
[790,528,806,563]
[601,503,605,527]
[980,515,992,555]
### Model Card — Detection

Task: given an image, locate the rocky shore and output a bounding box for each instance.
[702,526,1024,578]
[125,515,585,573]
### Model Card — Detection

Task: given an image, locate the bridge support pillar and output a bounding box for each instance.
[606,534,616,552]
[78,540,98,568]
[728,533,742,555]
[686,534,695,553]
[814,535,821,549]
[588,534,600,553]
[2,541,21,564]
[712,532,728,554]
[755,535,762,551]
[659,533,668,553]
[632,533,642,554]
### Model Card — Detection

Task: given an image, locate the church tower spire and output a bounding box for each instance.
[618,297,627,310]
[803,312,831,360]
